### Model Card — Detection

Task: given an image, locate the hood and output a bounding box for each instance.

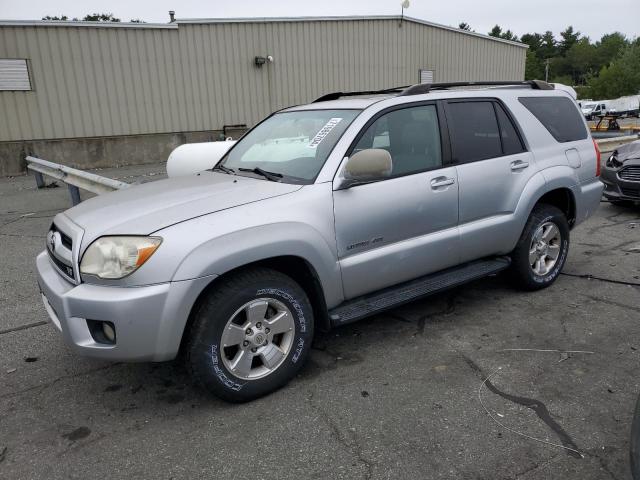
[615,139,640,163]
[64,172,301,249]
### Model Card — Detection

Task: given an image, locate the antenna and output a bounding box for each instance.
[399,0,410,28]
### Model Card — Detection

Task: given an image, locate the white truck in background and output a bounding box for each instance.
[608,95,640,117]
[581,95,640,120]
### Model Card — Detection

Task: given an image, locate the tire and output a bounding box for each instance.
[510,204,570,291]
[186,268,314,402]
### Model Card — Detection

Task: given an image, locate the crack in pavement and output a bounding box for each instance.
[509,453,561,479]
[0,363,121,400]
[306,391,373,480]
[583,447,622,480]
[0,321,47,336]
[459,353,582,459]
[561,272,640,287]
[576,293,640,313]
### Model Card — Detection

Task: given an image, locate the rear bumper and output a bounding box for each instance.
[36,251,215,362]
[571,178,604,226]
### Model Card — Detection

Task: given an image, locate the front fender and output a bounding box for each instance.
[172,222,344,309]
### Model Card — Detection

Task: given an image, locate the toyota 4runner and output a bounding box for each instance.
[37,80,603,401]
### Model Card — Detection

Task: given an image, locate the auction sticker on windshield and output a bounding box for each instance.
[308,118,342,148]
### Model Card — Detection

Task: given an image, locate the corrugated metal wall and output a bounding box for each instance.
[0,18,526,142]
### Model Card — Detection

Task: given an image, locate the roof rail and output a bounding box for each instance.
[313,80,554,102]
[313,86,409,103]
[399,80,554,96]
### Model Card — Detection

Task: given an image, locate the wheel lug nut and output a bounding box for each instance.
[242,340,249,347]
[246,328,252,335]
[251,347,257,353]
[265,328,270,334]
[256,322,262,329]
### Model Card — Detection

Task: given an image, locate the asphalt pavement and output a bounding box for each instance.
[1,165,639,479]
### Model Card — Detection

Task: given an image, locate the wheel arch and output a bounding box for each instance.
[534,187,577,228]
[178,255,332,357]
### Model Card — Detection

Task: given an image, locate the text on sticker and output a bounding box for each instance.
[308,118,342,148]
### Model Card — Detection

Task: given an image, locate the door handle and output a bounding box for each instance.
[430,177,455,188]
[510,160,529,171]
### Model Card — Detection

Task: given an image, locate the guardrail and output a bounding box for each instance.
[596,134,639,154]
[26,156,130,206]
[24,134,640,207]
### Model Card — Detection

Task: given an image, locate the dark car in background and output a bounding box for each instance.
[602,140,640,205]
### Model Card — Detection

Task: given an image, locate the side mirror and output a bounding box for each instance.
[338,149,393,189]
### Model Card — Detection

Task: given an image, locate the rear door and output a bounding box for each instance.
[445,99,535,263]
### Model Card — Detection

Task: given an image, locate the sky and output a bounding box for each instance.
[0,0,638,41]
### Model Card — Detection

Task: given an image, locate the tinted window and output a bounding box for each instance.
[495,103,525,155]
[353,105,442,177]
[519,96,588,142]
[447,101,502,163]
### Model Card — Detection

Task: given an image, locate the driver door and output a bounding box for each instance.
[333,103,460,299]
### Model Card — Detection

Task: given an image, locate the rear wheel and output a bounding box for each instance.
[186,268,314,402]
[510,204,569,290]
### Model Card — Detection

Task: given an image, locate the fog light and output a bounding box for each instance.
[87,320,116,345]
[102,322,116,343]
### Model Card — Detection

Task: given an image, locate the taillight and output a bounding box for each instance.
[593,139,601,176]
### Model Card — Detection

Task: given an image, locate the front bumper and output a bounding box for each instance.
[601,163,640,202]
[36,251,215,362]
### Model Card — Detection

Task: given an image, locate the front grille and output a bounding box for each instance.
[619,166,640,182]
[47,223,75,282]
[47,248,75,279]
[51,223,73,249]
[621,187,640,198]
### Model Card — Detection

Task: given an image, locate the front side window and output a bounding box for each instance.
[352,104,442,177]
[221,109,360,184]
[447,101,502,163]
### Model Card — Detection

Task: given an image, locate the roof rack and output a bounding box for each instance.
[312,86,410,103]
[313,80,554,102]
[399,80,554,96]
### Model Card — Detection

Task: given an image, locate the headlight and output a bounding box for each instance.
[80,236,162,279]
[606,154,622,168]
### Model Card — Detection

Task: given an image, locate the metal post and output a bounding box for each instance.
[34,171,45,189]
[68,184,81,206]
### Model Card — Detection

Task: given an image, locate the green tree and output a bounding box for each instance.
[565,37,597,84]
[539,31,557,59]
[559,26,580,55]
[489,25,503,38]
[42,15,70,20]
[524,49,544,80]
[458,22,472,31]
[595,32,628,69]
[82,13,121,22]
[488,25,518,42]
[587,42,640,98]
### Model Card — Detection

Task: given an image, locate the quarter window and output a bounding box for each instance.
[447,101,502,163]
[353,105,442,177]
[519,96,588,143]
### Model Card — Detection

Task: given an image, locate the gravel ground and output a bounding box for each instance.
[1,165,639,479]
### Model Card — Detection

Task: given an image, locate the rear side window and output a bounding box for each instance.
[447,101,502,163]
[495,103,525,155]
[519,96,588,142]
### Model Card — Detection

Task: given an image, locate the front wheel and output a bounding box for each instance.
[186,268,314,402]
[510,204,570,291]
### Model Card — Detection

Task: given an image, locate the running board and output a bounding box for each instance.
[329,257,511,326]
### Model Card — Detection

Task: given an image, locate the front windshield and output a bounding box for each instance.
[220,109,360,184]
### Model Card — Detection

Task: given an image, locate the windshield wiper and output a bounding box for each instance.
[212,164,235,175]
[238,167,283,182]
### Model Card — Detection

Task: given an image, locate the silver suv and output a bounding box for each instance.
[37,81,603,402]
